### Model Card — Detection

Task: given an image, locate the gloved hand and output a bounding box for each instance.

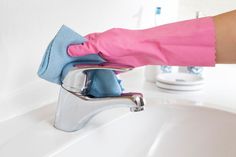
[68,17,216,67]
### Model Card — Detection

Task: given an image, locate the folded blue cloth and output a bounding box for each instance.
[37,25,123,97]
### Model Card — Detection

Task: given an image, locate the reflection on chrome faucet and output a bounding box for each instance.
[54,63,145,132]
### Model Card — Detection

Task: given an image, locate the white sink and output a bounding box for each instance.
[52,101,236,157]
[0,100,236,157]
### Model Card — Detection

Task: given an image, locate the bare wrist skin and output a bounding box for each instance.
[213,10,236,64]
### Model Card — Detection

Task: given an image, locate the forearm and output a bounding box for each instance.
[68,10,236,67]
[213,10,236,63]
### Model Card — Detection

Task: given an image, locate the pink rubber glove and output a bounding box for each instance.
[68,17,216,67]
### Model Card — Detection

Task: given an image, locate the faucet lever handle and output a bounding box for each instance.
[74,63,133,72]
[62,63,133,93]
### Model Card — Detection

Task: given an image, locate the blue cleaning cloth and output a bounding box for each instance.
[37,25,123,97]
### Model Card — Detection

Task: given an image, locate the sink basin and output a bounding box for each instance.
[52,101,236,157]
[0,100,236,157]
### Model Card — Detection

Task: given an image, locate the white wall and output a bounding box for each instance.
[178,0,236,20]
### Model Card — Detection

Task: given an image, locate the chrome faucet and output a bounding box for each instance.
[54,63,145,132]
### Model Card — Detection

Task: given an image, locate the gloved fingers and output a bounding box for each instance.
[67,40,99,57]
[85,33,99,40]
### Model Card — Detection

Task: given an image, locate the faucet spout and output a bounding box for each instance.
[54,87,144,132]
